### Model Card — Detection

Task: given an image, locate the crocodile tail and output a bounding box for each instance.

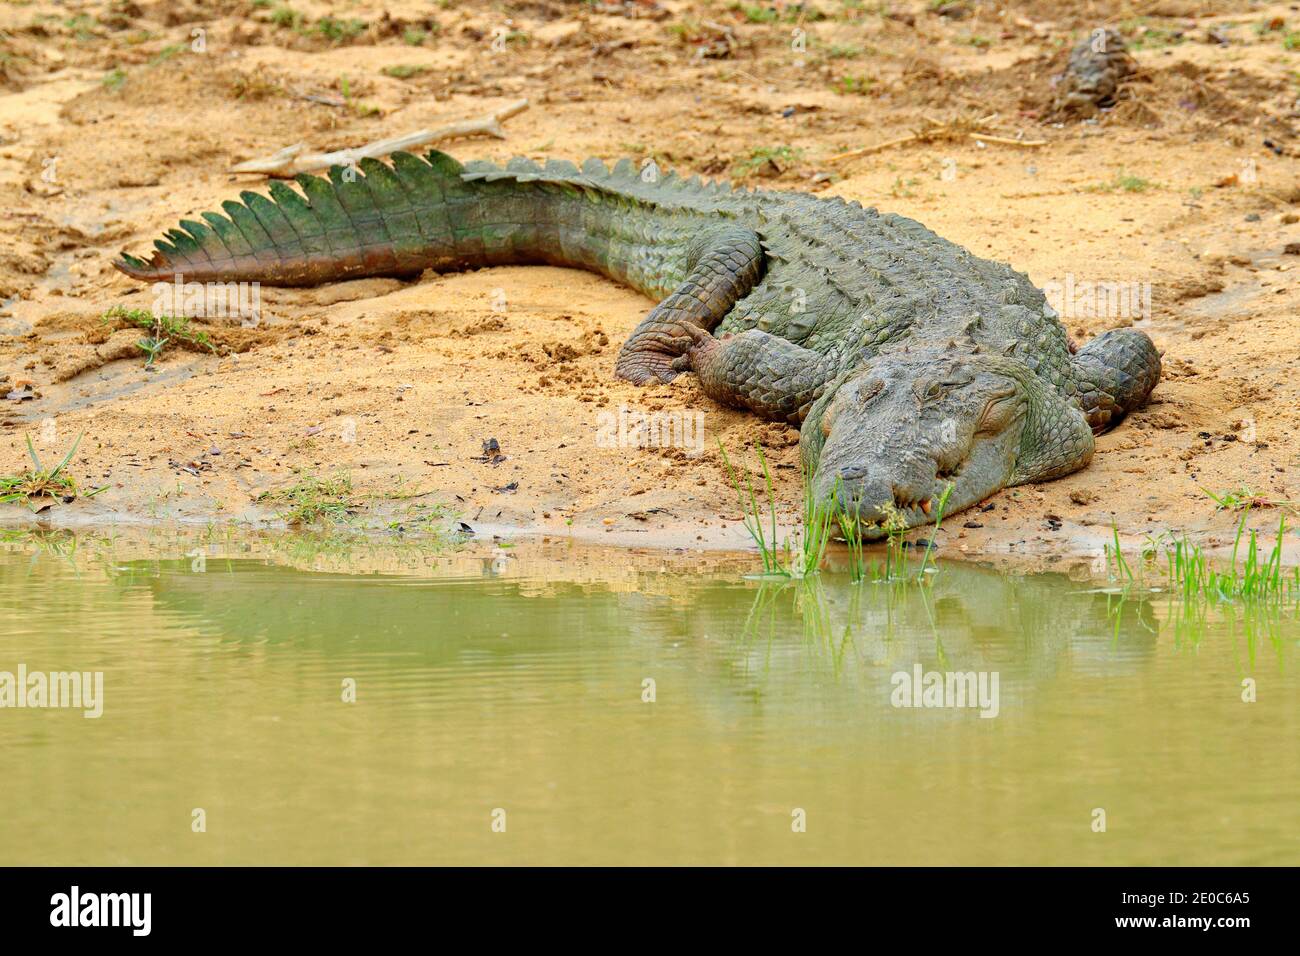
[113,150,491,286]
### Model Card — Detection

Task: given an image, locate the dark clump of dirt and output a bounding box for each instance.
[1049,28,1138,118]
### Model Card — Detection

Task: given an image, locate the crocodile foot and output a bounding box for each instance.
[615,349,684,385]
[614,322,704,385]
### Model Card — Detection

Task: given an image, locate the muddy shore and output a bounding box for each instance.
[1,0,1298,562]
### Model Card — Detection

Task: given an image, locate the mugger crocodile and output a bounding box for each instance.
[114,150,1160,534]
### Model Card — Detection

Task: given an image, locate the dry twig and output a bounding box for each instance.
[231,99,530,177]
[827,114,1045,164]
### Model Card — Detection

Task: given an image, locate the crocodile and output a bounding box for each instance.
[114,150,1160,534]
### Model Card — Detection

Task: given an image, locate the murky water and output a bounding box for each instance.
[1,530,1296,865]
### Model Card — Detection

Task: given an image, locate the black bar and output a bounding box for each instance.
[0,867,1281,941]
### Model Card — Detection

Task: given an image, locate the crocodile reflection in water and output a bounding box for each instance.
[116,553,1159,714]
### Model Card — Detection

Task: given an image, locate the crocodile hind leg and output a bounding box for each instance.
[672,326,838,426]
[1070,328,1161,433]
[614,226,765,385]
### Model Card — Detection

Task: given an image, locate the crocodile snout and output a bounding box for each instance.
[829,475,936,529]
[806,353,1034,537]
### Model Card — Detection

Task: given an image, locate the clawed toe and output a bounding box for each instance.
[615,352,680,385]
[681,323,713,345]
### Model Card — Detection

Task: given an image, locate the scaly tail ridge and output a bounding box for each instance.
[114,151,475,286]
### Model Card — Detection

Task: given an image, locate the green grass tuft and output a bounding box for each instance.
[316,16,366,43]
[732,145,803,176]
[1107,506,1298,610]
[101,305,216,368]
[832,74,874,95]
[0,433,105,507]
[1203,485,1297,513]
[1086,172,1158,194]
[722,444,955,584]
[260,473,358,526]
[382,64,427,79]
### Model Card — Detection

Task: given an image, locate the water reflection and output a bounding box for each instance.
[1,531,1297,865]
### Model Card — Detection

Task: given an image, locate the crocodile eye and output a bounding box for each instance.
[913,380,945,402]
[977,395,1021,434]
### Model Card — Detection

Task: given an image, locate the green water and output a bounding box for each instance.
[1,531,1296,865]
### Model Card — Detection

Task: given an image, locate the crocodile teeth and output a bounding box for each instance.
[919,499,933,515]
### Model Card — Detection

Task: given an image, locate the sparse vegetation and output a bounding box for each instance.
[1086,172,1157,194]
[101,306,215,368]
[315,16,366,44]
[1126,24,1187,50]
[915,483,954,578]
[719,443,834,578]
[149,44,184,66]
[229,68,285,100]
[832,74,874,95]
[1204,486,1298,514]
[64,13,98,43]
[728,2,826,24]
[261,473,358,526]
[1166,514,1295,605]
[268,4,304,30]
[1105,507,1299,609]
[821,42,865,59]
[1114,174,1156,192]
[732,145,802,176]
[382,64,427,79]
[721,442,956,584]
[666,18,708,44]
[1,434,103,507]
[265,5,366,44]
[735,3,779,23]
[890,175,919,198]
[385,501,460,535]
[337,74,380,116]
[836,507,868,581]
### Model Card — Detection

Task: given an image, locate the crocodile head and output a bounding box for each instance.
[804,352,1030,536]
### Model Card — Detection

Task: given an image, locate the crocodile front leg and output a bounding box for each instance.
[1071,328,1161,433]
[614,226,765,385]
[673,326,839,426]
